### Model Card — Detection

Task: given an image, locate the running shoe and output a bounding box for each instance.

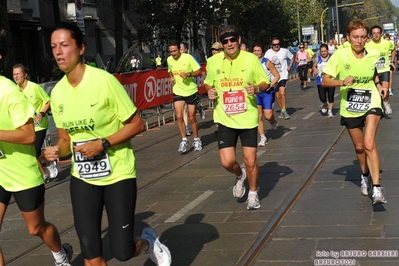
[307,78,311,82]
[178,140,189,153]
[246,192,261,210]
[383,101,392,115]
[141,227,172,266]
[327,110,333,118]
[185,130,192,136]
[258,137,268,147]
[372,186,387,204]
[321,104,328,114]
[270,119,279,130]
[389,89,393,96]
[193,138,202,151]
[43,174,50,184]
[47,161,58,179]
[283,111,290,120]
[360,174,371,196]
[233,168,246,198]
[278,112,284,119]
[54,243,73,266]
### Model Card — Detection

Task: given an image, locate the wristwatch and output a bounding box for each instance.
[40,111,46,117]
[101,138,111,151]
[188,72,192,77]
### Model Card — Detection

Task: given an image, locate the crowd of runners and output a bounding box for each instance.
[0,18,397,265]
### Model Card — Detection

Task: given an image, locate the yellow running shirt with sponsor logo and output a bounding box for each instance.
[322,47,381,118]
[22,80,50,131]
[0,76,43,192]
[204,51,270,129]
[167,53,201,96]
[51,66,137,186]
[365,38,395,73]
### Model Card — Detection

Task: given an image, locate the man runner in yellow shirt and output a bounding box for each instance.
[204,25,270,210]
[365,25,396,114]
[167,39,203,153]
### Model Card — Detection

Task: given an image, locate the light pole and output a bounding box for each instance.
[297,0,301,43]
[335,0,340,44]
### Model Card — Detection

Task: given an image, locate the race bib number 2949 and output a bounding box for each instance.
[73,139,112,179]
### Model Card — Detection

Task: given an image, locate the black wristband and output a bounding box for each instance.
[40,112,46,117]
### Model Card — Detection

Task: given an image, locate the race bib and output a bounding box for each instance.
[346,89,372,112]
[73,139,112,179]
[299,59,307,65]
[223,89,247,115]
[376,57,385,69]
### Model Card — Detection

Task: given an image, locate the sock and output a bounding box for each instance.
[248,190,258,195]
[182,137,187,141]
[362,171,370,177]
[185,126,189,131]
[52,247,67,263]
[260,134,266,139]
[194,137,200,141]
[281,109,286,112]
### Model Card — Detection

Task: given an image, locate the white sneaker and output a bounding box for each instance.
[246,191,261,210]
[383,101,392,115]
[54,243,73,266]
[47,161,58,179]
[178,140,189,153]
[307,78,311,82]
[321,104,328,114]
[233,168,246,198]
[327,110,333,118]
[283,111,290,120]
[389,89,393,96]
[360,174,370,196]
[258,137,268,147]
[193,138,202,151]
[141,227,172,266]
[372,186,387,204]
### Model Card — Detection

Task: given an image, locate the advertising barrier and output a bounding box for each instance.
[114,64,207,111]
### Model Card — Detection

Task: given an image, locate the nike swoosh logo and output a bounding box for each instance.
[91,103,98,107]
[122,224,129,229]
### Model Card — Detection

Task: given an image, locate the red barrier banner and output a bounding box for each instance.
[114,64,207,111]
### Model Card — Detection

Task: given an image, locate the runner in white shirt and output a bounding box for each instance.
[264,37,294,119]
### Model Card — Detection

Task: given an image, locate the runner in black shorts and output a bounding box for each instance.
[167,39,203,153]
[0,35,72,266]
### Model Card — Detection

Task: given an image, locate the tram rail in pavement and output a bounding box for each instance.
[2,72,398,265]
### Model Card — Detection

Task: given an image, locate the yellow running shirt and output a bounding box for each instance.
[365,38,395,73]
[22,80,50,131]
[204,51,270,129]
[322,47,381,118]
[0,76,43,192]
[51,66,138,186]
[167,53,200,96]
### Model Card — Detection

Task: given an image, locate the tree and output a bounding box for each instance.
[0,0,12,78]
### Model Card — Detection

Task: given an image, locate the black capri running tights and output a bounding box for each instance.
[317,85,335,104]
[70,177,137,261]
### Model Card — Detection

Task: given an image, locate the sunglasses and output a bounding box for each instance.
[272,43,280,46]
[221,37,238,45]
[212,48,222,51]
[299,46,304,48]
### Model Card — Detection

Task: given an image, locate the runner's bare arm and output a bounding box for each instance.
[0,118,35,145]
